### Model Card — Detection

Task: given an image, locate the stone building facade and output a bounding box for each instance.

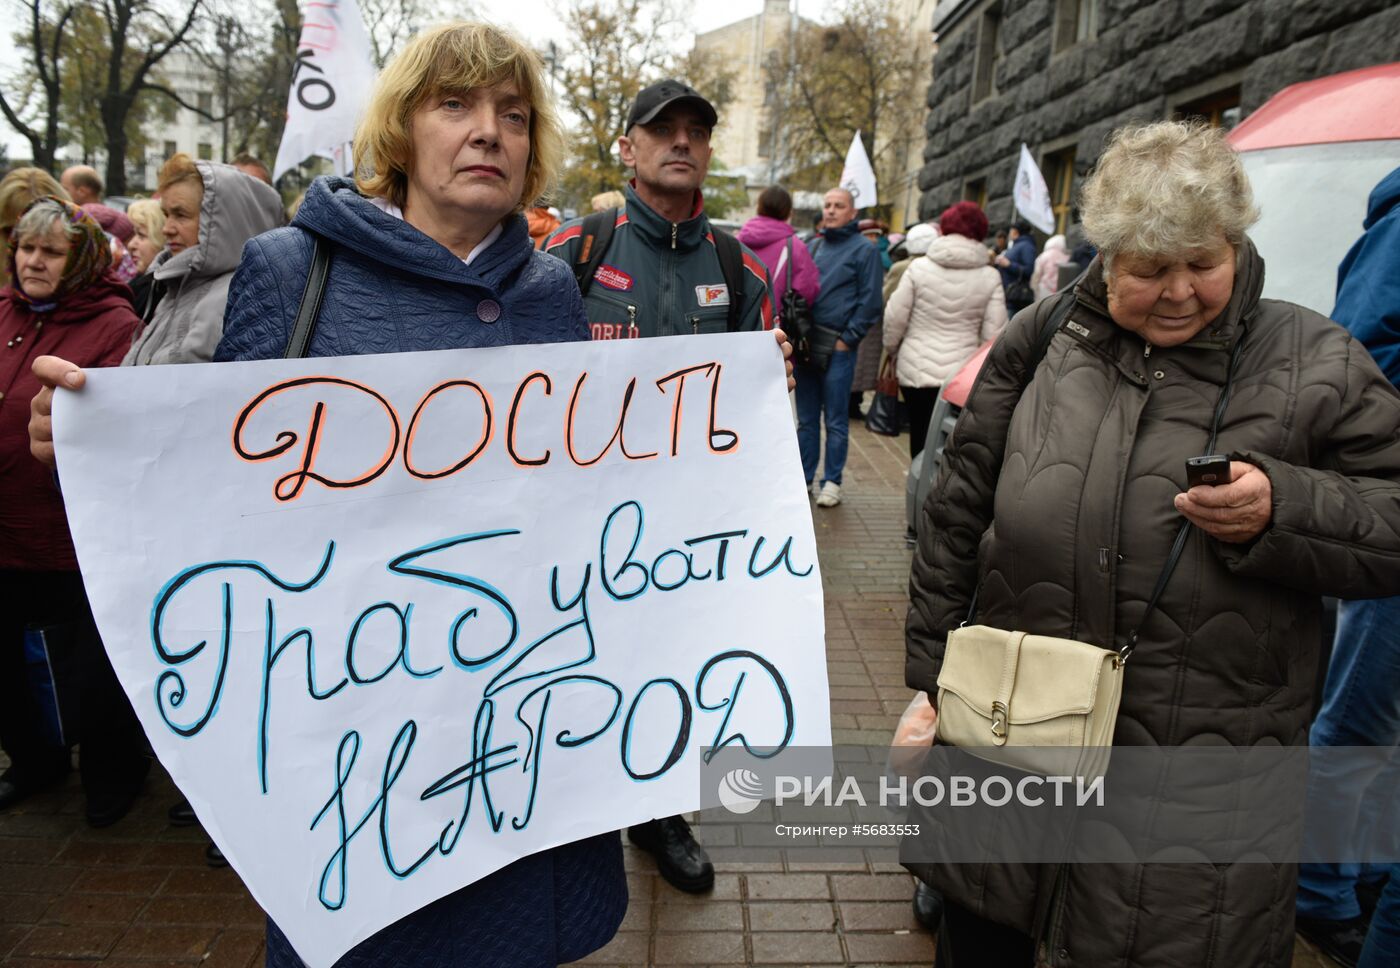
[917,0,1400,230]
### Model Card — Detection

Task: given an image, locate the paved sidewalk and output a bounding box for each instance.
[0,423,1340,967]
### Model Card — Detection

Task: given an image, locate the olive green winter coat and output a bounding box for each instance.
[904,239,1400,967]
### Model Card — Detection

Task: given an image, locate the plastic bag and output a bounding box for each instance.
[885,691,937,788]
[892,691,938,747]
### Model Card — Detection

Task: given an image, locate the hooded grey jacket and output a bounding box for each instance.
[904,239,1400,966]
[124,162,283,365]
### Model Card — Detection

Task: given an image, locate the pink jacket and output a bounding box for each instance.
[737,215,821,306]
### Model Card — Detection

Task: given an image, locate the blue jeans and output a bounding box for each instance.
[1298,597,1400,920]
[795,347,855,486]
[1359,865,1400,968]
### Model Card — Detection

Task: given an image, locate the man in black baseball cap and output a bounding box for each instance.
[624,79,718,132]
[545,79,775,893]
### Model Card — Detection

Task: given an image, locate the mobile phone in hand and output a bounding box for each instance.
[1185,455,1230,488]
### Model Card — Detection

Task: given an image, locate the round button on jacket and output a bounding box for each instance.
[476,299,502,323]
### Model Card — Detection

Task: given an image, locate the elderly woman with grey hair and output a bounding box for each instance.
[904,121,1400,966]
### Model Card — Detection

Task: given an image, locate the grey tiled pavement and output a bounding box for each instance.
[0,422,1339,967]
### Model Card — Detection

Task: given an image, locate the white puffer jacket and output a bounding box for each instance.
[883,233,1008,388]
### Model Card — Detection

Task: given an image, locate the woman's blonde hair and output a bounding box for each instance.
[158,153,202,194]
[354,22,563,213]
[126,198,165,241]
[1080,120,1259,266]
[0,167,68,232]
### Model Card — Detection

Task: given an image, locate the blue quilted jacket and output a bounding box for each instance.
[216,176,590,361]
[215,176,626,967]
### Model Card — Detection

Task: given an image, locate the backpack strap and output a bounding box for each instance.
[961,281,1078,624]
[1022,284,1076,388]
[284,234,331,359]
[571,208,617,297]
[711,226,745,332]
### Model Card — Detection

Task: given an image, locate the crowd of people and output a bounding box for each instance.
[2,16,1398,968]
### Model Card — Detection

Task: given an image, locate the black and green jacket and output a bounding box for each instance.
[545,183,772,340]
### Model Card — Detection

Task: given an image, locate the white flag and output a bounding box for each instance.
[1013,143,1057,235]
[272,0,377,183]
[840,131,878,208]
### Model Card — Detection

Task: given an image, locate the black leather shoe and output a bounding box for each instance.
[1296,914,1366,968]
[167,799,198,827]
[205,842,228,868]
[85,786,140,828]
[912,881,944,931]
[628,816,713,893]
[84,758,150,828]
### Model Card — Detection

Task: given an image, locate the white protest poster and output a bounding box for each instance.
[840,130,879,208]
[1013,143,1058,235]
[54,332,829,968]
[272,0,376,182]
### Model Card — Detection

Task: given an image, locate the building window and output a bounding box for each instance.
[963,177,988,210]
[197,91,213,115]
[972,7,1001,104]
[1175,86,1243,129]
[163,140,178,158]
[1054,0,1099,53]
[1042,146,1076,234]
[197,142,213,160]
[758,125,774,159]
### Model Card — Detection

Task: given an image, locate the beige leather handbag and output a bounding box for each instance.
[935,627,1123,780]
[933,321,1248,782]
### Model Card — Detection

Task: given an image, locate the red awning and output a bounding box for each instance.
[1228,61,1400,151]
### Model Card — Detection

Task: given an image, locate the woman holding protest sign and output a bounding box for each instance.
[33,22,628,968]
[31,20,792,968]
[0,198,149,824]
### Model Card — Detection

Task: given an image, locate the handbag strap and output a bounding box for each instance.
[284,234,331,359]
[783,237,794,296]
[1119,326,1248,662]
[963,317,1250,665]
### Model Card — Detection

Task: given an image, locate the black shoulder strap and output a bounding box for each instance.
[572,208,617,297]
[712,227,745,332]
[960,287,1074,622]
[1021,279,1080,389]
[1120,327,1247,662]
[784,237,794,295]
[284,234,330,359]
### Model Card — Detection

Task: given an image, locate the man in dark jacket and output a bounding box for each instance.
[545,79,772,897]
[545,81,771,339]
[798,187,883,508]
[995,219,1037,315]
[1295,164,1400,968]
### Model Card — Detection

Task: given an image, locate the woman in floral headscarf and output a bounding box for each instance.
[0,196,148,826]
